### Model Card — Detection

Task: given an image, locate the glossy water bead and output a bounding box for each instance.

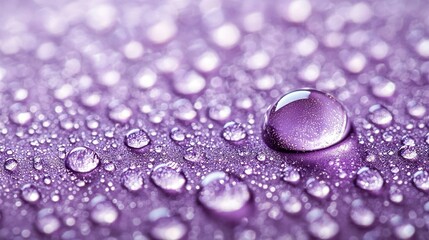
[263,89,350,151]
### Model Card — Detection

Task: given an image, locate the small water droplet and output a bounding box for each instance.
[413,170,429,191]
[280,192,302,214]
[90,195,119,226]
[394,223,415,240]
[306,209,339,240]
[35,208,61,235]
[350,200,375,227]
[121,168,144,192]
[170,128,185,142]
[149,208,188,240]
[198,171,251,219]
[367,105,393,128]
[355,167,383,192]
[399,145,418,160]
[306,178,330,199]
[4,158,18,172]
[151,163,186,194]
[282,166,300,184]
[263,89,350,151]
[108,104,133,123]
[124,129,151,149]
[21,184,41,203]
[65,147,100,173]
[222,121,247,142]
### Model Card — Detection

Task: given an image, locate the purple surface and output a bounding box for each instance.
[0,0,429,239]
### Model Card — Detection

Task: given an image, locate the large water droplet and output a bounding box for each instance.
[263,89,350,151]
[413,170,429,191]
[65,147,100,173]
[350,200,375,227]
[124,129,151,149]
[90,195,119,226]
[198,171,252,219]
[355,167,383,192]
[121,168,144,192]
[151,163,186,194]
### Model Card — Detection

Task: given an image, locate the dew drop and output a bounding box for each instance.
[367,104,393,127]
[282,166,300,184]
[149,208,188,240]
[151,163,186,194]
[198,171,251,219]
[306,209,339,240]
[222,121,247,142]
[280,192,302,214]
[394,223,415,239]
[35,208,61,235]
[208,104,232,122]
[263,89,350,151]
[174,71,206,95]
[399,145,418,160]
[305,178,330,199]
[350,200,375,227]
[21,184,41,203]
[108,104,133,123]
[124,129,151,149]
[412,170,429,191]
[121,168,144,192]
[90,195,119,226]
[4,158,18,172]
[170,128,185,142]
[65,147,100,173]
[355,167,383,192]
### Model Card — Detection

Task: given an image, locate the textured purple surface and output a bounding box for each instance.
[0,0,429,240]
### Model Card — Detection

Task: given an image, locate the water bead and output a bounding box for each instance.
[121,168,144,192]
[198,171,252,219]
[355,167,383,192]
[282,166,300,184]
[4,158,18,172]
[399,145,418,160]
[90,195,119,226]
[35,208,61,235]
[149,208,188,240]
[222,121,247,142]
[412,170,429,191]
[150,163,186,194]
[124,128,151,149]
[306,209,339,240]
[262,89,350,152]
[367,104,393,127]
[21,184,41,203]
[305,178,330,199]
[65,147,100,173]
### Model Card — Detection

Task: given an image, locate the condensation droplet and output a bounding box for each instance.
[151,163,186,194]
[35,208,61,235]
[121,168,144,192]
[124,129,151,149]
[263,89,350,151]
[65,147,100,173]
[90,195,119,226]
[21,184,41,203]
[413,170,429,191]
[355,167,383,192]
[222,121,247,142]
[306,178,330,199]
[367,105,393,127]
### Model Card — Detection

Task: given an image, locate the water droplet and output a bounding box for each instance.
[35,208,61,235]
[90,195,119,226]
[211,23,241,49]
[307,209,339,240]
[149,208,188,240]
[65,147,100,173]
[370,77,396,98]
[124,129,151,149]
[355,167,383,192]
[170,128,185,142]
[21,184,41,203]
[121,168,144,192]
[367,104,393,127]
[394,223,415,239]
[280,192,302,214]
[413,170,429,191]
[282,166,300,184]
[407,101,426,119]
[208,104,232,122]
[4,158,18,172]
[222,121,247,142]
[174,71,206,95]
[151,163,186,194]
[108,104,133,123]
[172,99,197,122]
[263,89,350,151]
[306,178,330,199]
[399,145,418,160]
[183,147,203,162]
[350,200,375,227]
[389,185,404,203]
[282,0,312,23]
[198,171,251,219]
